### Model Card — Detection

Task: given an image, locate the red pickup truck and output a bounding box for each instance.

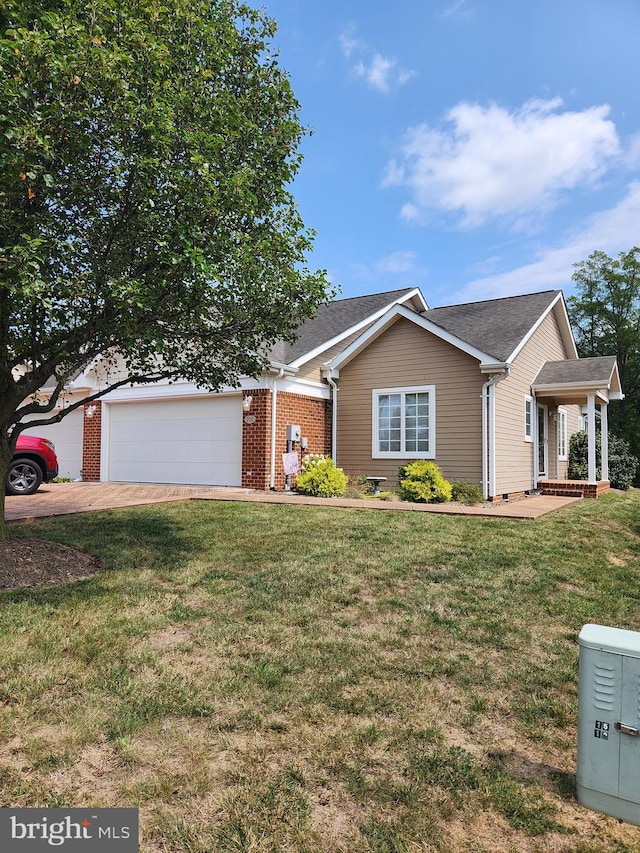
[6,434,59,496]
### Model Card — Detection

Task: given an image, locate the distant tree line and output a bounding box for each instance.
[567,248,640,484]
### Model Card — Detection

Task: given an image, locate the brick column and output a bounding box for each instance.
[240,391,332,491]
[81,401,102,481]
[241,389,272,490]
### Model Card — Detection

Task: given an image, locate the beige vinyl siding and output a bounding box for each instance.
[295,334,365,383]
[494,305,573,494]
[295,296,428,383]
[336,317,484,486]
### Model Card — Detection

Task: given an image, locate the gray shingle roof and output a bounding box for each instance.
[424,290,562,362]
[533,356,618,387]
[268,288,419,365]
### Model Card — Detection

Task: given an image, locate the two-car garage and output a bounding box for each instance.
[105,395,243,487]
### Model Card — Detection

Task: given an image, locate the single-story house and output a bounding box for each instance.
[25,286,623,499]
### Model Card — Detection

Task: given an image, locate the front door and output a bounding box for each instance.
[537,404,548,478]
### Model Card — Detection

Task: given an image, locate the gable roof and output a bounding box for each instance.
[329,288,578,374]
[268,287,427,367]
[533,356,623,399]
[425,290,567,362]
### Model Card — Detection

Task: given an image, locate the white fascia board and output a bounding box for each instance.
[329,304,494,373]
[532,381,612,396]
[101,373,325,403]
[289,287,428,370]
[101,376,268,403]
[507,292,578,363]
[479,362,511,374]
[278,376,330,399]
[267,361,298,376]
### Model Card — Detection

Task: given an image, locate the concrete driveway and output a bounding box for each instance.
[5,481,581,521]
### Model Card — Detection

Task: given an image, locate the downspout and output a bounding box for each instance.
[326,371,338,461]
[481,379,490,500]
[481,368,510,500]
[269,369,285,490]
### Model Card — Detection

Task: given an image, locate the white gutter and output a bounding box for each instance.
[325,370,339,461]
[269,368,285,490]
[481,367,510,500]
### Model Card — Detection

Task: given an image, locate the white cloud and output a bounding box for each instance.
[624,132,640,168]
[350,250,421,283]
[340,29,415,94]
[339,30,361,59]
[440,0,474,21]
[385,98,620,227]
[450,182,640,303]
[376,250,418,274]
[355,54,394,94]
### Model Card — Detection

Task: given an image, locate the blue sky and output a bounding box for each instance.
[262,0,640,307]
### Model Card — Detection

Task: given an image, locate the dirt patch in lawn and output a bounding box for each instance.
[0,538,102,591]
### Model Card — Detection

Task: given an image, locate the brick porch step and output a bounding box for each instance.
[538,480,610,499]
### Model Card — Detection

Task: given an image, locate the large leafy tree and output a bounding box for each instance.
[567,248,640,470]
[0,0,330,521]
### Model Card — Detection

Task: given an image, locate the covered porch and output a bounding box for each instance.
[531,356,623,498]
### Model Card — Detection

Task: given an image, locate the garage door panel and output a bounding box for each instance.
[111,398,238,424]
[109,460,241,485]
[112,415,238,444]
[110,437,241,463]
[108,397,242,486]
[22,409,84,480]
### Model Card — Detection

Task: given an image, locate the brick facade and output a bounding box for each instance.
[240,389,272,491]
[241,390,332,490]
[538,479,610,498]
[81,401,102,482]
[80,392,332,490]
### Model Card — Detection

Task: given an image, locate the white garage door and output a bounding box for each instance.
[107,396,242,486]
[22,408,84,481]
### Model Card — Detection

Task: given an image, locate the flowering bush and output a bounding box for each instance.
[398,460,452,503]
[295,454,349,497]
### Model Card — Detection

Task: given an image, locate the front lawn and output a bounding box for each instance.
[2,491,640,852]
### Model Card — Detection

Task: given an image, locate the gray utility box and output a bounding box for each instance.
[577,623,640,825]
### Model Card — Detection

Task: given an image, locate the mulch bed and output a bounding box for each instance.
[0,539,103,591]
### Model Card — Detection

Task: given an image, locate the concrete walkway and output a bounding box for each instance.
[5,481,581,522]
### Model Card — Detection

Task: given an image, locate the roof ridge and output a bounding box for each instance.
[330,287,417,305]
[428,289,561,312]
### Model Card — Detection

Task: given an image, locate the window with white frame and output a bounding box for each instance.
[557,408,568,460]
[373,385,435,458]
[524,396,533,442]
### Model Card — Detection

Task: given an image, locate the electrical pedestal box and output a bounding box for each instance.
[577,623,640,826]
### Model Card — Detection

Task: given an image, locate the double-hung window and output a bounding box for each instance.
[373,385,435,458]
[524,396,534,442]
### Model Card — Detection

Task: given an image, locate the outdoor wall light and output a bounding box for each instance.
[85,404,97,419]
[242,395,253,413]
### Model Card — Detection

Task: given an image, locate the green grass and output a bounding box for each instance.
[2,491,640,852]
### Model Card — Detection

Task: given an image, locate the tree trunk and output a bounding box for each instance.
[0,430,9,539]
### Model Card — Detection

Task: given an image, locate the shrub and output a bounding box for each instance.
[568,430,638,490]
[398,460,452,503]
[294,454,349,497]
[451,480,484,505]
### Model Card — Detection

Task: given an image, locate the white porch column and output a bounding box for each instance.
[600,400,609,482]
[532,393,539,489]
[587,393,597,484]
